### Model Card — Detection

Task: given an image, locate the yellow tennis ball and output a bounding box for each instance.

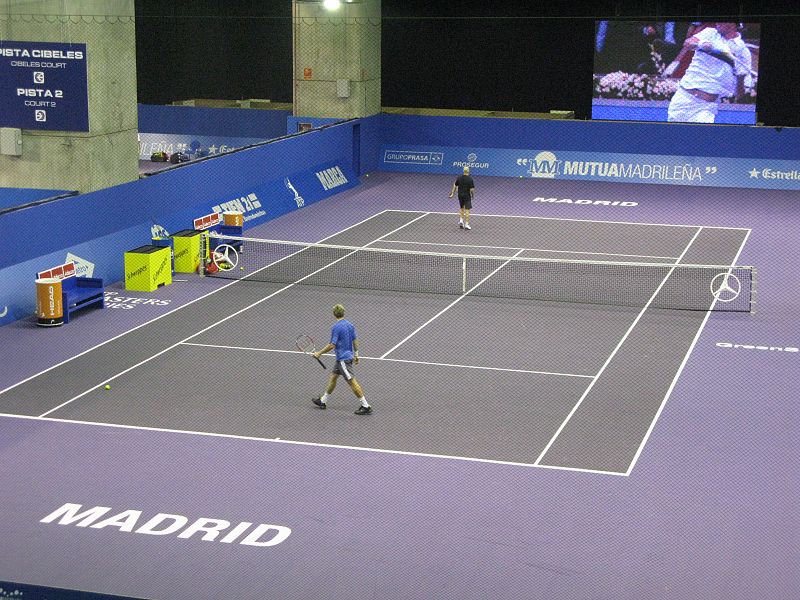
[104,384,111,390]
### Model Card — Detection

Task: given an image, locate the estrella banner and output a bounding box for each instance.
[0,41,89,131]
[380,145,800,190]
[138,133,268,160]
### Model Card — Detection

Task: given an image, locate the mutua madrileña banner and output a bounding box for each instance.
[0,41,89,131]
[380,145,800,190]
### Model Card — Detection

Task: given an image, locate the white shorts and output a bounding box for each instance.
[667,87,719,123]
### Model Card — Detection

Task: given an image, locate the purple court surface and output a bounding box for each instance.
[0,172,797,600]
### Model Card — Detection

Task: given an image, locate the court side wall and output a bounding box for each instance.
[379,114,800,159]
[0,120,362,325]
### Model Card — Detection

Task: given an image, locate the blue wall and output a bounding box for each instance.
[378,114,800,160]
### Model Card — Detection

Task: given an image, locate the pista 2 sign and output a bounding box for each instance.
[0,41,89,131]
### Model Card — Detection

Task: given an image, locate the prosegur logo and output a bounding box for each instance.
[518,151,562,178]
[452,152,489,169]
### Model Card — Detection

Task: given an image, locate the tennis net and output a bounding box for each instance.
[203,233,755,312]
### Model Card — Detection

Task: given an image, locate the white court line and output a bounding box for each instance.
[373,239,681,261]
[533,225,705,470]
[0,412,625,475]
[180,342,594,379]
[37,212,432,418]
[386,208,752,231]
[380,249,526,359]
[0,209,393,399]
[625,228,753,476]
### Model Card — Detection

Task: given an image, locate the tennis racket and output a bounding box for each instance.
[296,335,326,369]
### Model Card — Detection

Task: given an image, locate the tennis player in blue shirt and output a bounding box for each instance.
[312,304,371,414]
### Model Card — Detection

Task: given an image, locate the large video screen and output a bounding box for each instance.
[592,21,760,124]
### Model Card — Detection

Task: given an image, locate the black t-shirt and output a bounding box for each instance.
[455,175,475,199]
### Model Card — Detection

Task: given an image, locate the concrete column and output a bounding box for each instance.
[0,1,138,193]
[293,0,381,119]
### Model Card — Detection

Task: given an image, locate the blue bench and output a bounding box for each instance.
[61,275,105,323]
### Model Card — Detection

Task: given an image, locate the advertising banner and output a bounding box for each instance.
[381,145,800,190]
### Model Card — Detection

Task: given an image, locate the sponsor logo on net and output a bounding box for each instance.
[710,272,742,303]
[0,306,8,318]
[212,192,265,222]
[452,152,489,169]
[0,586,23,598]
[41,503,291,548]
[518,151,703,182]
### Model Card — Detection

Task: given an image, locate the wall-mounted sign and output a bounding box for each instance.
[0,41,89,131]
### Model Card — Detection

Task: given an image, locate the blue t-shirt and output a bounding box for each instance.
[330,319,357,361]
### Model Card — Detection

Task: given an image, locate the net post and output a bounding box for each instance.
[198,231,207,277]
[750,266,757,314]
[462,257,467,293]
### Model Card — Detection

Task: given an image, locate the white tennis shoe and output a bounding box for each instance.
[464,223,471,230]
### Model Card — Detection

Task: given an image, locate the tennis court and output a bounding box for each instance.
[0,173,795,600]
[0,206,751,474]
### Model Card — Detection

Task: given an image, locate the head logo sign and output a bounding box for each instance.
[710,272,742,303]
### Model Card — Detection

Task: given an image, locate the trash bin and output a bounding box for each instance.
[223,211,244,227]
[35,277,63,327]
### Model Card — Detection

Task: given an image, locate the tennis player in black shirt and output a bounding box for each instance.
[449,166,475,230]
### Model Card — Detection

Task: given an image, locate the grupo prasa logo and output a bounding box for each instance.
[383,150,443,165]
[518,151,562,178]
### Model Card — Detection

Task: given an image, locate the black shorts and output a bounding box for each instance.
[458,196,472,210]
[332,359,355,381]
